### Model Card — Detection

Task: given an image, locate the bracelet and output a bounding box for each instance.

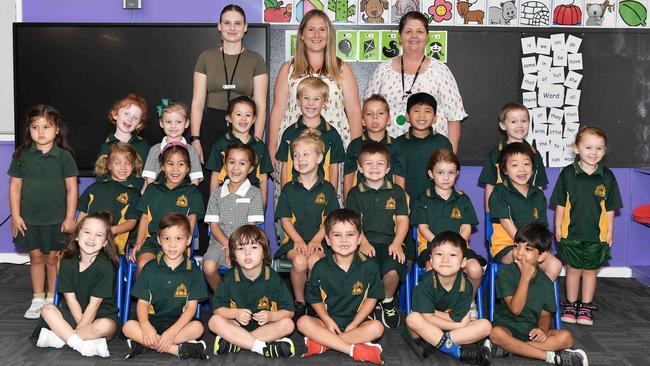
[189,135,200,142]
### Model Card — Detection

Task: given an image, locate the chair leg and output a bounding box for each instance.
[405,262,412,314]
[553,280,562,329]
[123,263,136,322]
[488,263,498,322]
[476,277,485,319]
[116,256,126,321]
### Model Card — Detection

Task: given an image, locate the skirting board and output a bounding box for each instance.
[0,252,635,277]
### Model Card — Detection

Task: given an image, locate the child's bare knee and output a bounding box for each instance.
[476,319,492,335]
[405,312,423,331]
[465,261,483,279]
[489,327,507,345]
[46,254,59,266]
[40,304,57,319]
[296,315,313,333]
[307,254,321,269]
[122,320,139,336]
[556,330,574,348]
[278,317,295,334]
[367,320,385,339]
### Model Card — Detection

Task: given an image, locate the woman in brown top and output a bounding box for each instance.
[190,4,269,162]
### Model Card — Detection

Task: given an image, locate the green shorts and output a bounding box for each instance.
[30,306,120,344]
[14,224,65,254]
[149,317,177,334]
[557,239,611,270]
[372,242,408,281]
[136,237,160,258]
[492,245,514,263]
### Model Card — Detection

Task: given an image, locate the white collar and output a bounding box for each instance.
[220,178,251,198]
[160,136,188,150]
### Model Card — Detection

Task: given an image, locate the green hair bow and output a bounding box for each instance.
[156,98,170,118]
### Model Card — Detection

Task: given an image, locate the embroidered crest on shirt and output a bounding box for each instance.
[352,280,363,295]
[116,192,129,205]
[176,195,188,207]
[174,283,188,298]
[315,192,327,205]
[257,296,270,310]
[229,299,238,309]
[451,207,462,219]
[385,197,396,210]
[594,184,607,197]
[533,208,539,220]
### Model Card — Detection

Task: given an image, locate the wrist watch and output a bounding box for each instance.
[189,135,200,142]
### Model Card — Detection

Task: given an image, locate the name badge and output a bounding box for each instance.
[222,84,236,90]
[236,198,251,203]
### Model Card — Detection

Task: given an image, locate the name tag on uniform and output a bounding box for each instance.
[236,198,251,203]
[222,84,236,90]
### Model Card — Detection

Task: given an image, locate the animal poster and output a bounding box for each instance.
[520,0,552,26]
[423,0,456,25]
[454,0,488,25]
[380,30,402,61]
[325,0,359,23]
[263,0,295,23]
[552,0,585,26]
[488,0,520,26]
[358,30,382,61]
[583,0,616,26]
[359,0,391,24]
[616,0,648,27]
[285,30,298,61]
[426,31,448,62]
[336,30,359,61]
[390,0,422,23]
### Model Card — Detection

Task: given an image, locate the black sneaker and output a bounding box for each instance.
[379,298,400,328]
[485,339,509,358]
[178,340,208,360]
[460,343,490,366]
[262,337,295,358]
[293,301,307,321]
[554,349,588,366]
[401,328,433,360]
[213,336,241,355]
[124,339,146,359]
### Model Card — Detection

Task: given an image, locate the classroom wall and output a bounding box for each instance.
[0,1,16,136]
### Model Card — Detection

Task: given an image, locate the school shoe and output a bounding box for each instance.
[561,302,578,324]
[554,349,588,366]
[293,301,307,321]
[459,343,490,366]
[124,339,146,359]
[576,303,594,326]
[484,338,509,358]
[178,340,208,360]
[213,335,241,355]
[379,297,400,328]
[24,297,45,319]
[263,337,295,358]
[352,342,384,365]
[401,328,433,360]
[302,337,328,357]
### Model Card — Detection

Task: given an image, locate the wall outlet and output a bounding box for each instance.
[123,0,142,9]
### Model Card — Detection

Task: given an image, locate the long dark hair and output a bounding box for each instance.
[62,211,119,267]
[13,104,74,161]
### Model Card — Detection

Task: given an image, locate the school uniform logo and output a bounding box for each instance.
[451,207,462,219]
[116,192,129,205]
[176,195,188,207]
[594,184,607,197]
[533,208,539,220]
[229,299,238,309]
[174,283,188,298]
[148,303,155,315]
[257,296,270,310]
[315,192,327,205]
[352,281,364,295]
[385,197,396,210]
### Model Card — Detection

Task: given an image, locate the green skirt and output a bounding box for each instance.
[557,239,611,270]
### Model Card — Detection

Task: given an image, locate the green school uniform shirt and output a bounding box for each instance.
[305,252,383,329]
[132,253,208,324]
[275,116,345,183]
[494,263,556,341]
[204,131,273,187]
[478,140,548,187]
[411,271,473,322]
[550,160,623,242]
[344,131,404,186]
[212,266,294,313]
[98,134,150,163]
[7,145,78,225]
[345,180,408,245]
[396,127,453,200]
[58,253,119,321]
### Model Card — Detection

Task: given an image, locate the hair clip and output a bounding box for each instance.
[160,140,187,155]
[156,98,170,118]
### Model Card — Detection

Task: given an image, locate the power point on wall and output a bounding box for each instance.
[123,0,142,9]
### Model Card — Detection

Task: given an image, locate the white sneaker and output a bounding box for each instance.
[469,301,479,320]
[24,298,45,319]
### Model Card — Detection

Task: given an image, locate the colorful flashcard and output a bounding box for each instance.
[336,30,359,61]
[523,91,538,108]
[521,36,537,54]
[488,0,520,25]
[564,70,583,89]
[285,30,298,61]
[522,73,538,91]
[553,49,568,66]
[538,85,565,108]
[358,30,382,62]
[454,0,487,25]
[536,37,552,54]
[617,0,648,27]
[565,88,581,105]
[519,0,552,26]
[552,0,585,26]
[550,33,566,50]
[537,54,553,70]
[564,105,580,122]
[359,0,391,24]
[548,107,565,124]
[567,52,583,70]
[381,30,402,61]
[263,0,294,23]
[390,0,422,23]
[325,0,359,23]
[566,34,582,53]
[426,31,448,62]
[423,0,456,25]
[583,0,617,26]
[522,56,538,73]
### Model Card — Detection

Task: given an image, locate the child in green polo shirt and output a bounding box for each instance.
[403,231,492,365]
[78,143,142,254]
[346,142,408,329]
[9,105,79,319]
[489,142,562,282]
[205,96,272,206]
[208,225,295,358]
[275,130,340,318]
[98,93,150,165]
[479,103,548,212]
[343,94,404,201]
[132,143,205,275]
[122,213,209,360]
[489,223,588,366]
[275,76,345,191]
[551,126,622,326]
[34,212,119,358]
[298,209,385,365]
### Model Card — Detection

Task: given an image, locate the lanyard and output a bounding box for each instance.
[400,55,426,100]
[222,46,243,103]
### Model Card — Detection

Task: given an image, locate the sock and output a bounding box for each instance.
[251,339,266,355]
[33,293,46,300]
[67,334,99,357]
[436,331,461,359]
[36,328,65,348]
[382,297,394,304]
[46,292,54,299]
[546,351,556,364]
[349,344,355,357]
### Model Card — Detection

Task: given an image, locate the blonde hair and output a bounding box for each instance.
[160,101,189,120]
[291,128,325,155]
[296,76,329,99]
[95,142,143,178]
[291,10,342,85]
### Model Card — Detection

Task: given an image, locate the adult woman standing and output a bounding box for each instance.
[268,9,362,178]
[190,4,268,162]
[365,11,466,152]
